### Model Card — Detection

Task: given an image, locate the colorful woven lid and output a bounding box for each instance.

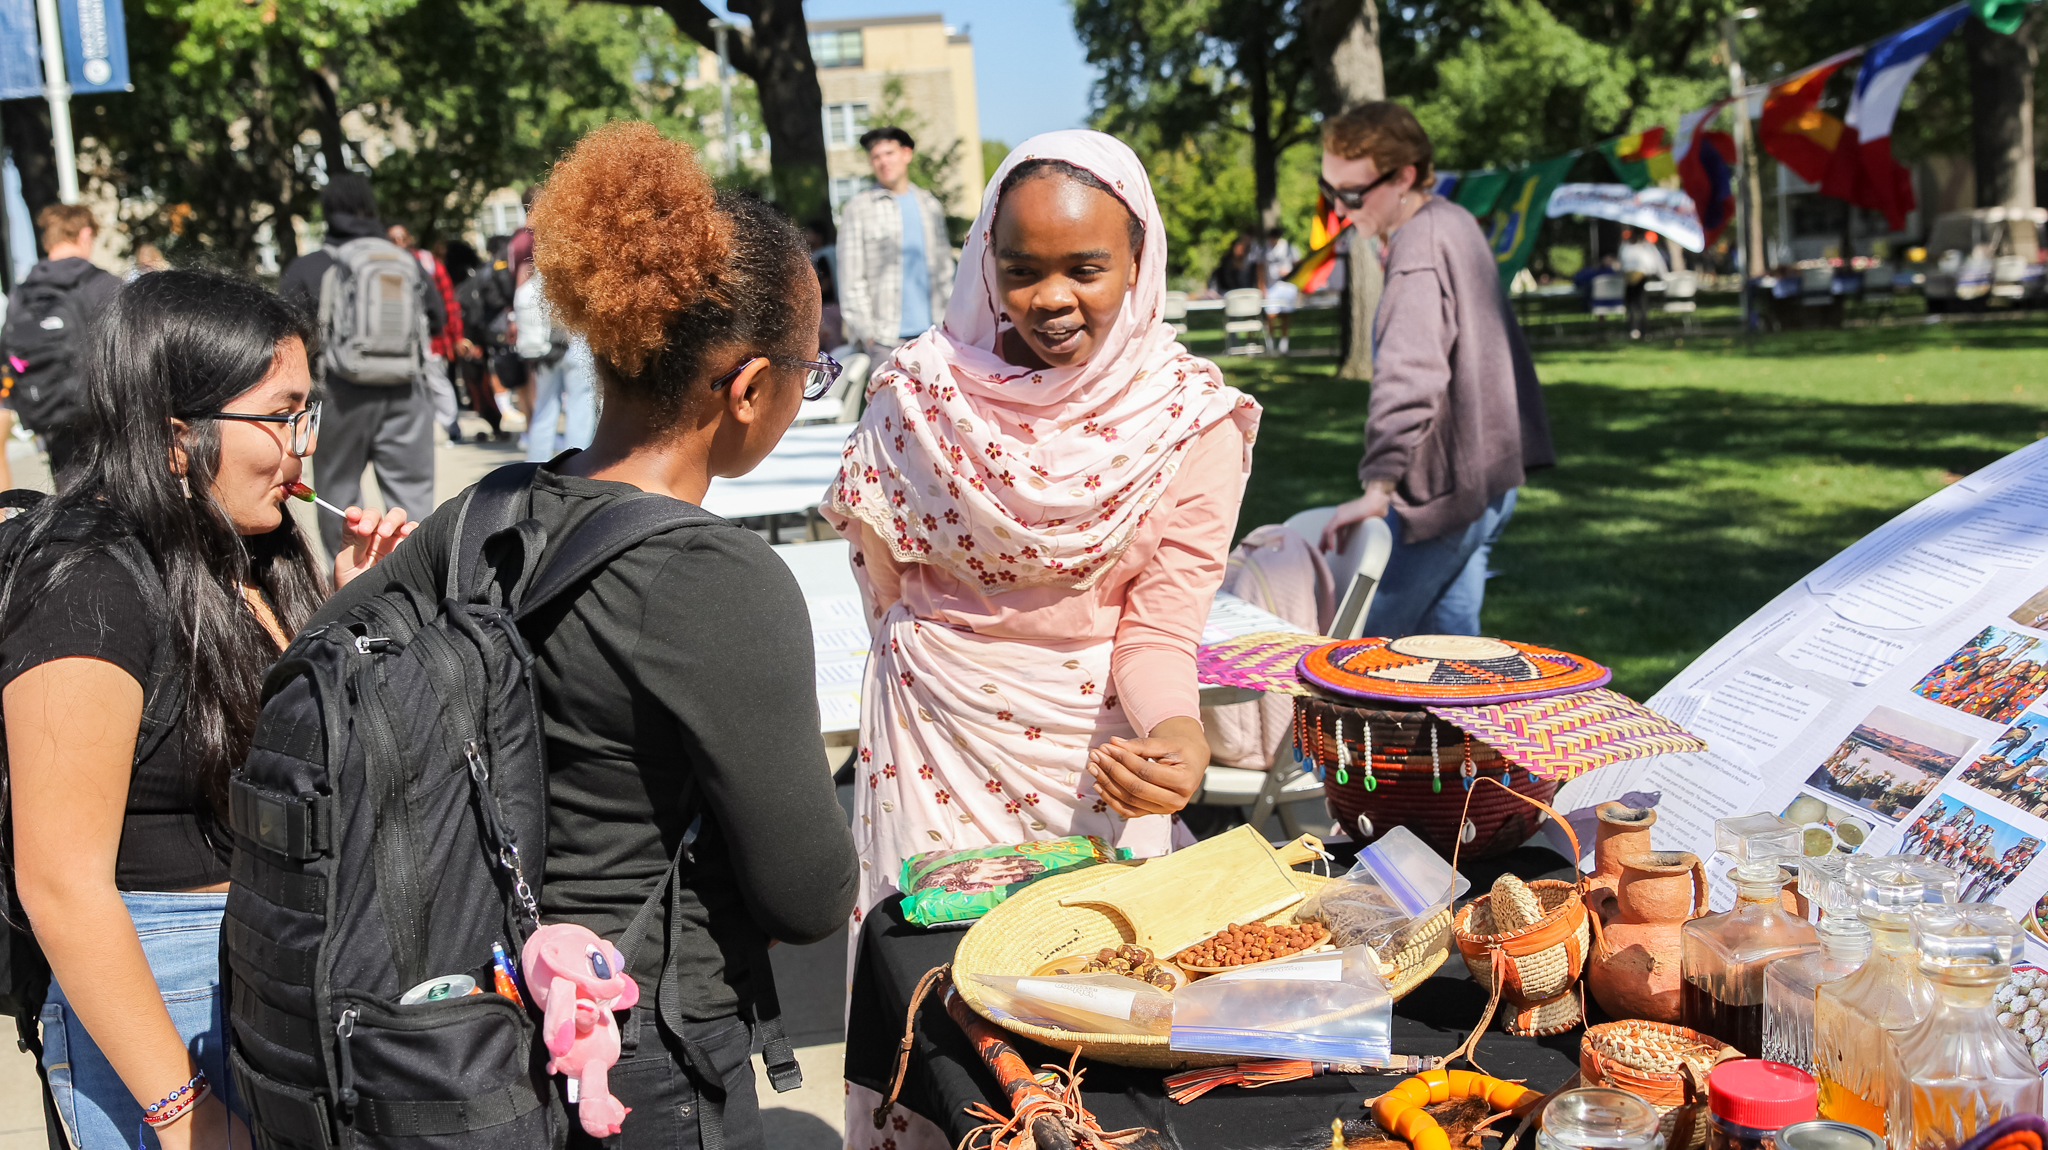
[1298,635,1611,705]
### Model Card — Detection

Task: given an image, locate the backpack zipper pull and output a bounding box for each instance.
[353,634,392,655]
[335,1008,360,1117]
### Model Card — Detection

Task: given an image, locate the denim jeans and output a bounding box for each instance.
[1361,488,1518,638]
[40,891,238,1150]
[564,1013,762,1150]
[524,341,598,463]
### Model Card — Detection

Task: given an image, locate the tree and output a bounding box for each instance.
[619,0,828,220]
[874,74,967,223]
[1301,0,1383,379]
[1075,0,1318,241]
[1965,10,2037,227]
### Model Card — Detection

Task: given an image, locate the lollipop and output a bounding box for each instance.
[285,481,346,517]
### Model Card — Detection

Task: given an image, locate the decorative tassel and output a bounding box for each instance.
[1461,739,1477,791]
[1334,717,1349,786]
[1361,716,1376,792]
[1430,724,1442,794]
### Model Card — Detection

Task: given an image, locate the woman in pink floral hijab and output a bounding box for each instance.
[827,129,1261,1146]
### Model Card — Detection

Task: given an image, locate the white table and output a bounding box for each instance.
[770,539,1303,746]
[700,423,853,521]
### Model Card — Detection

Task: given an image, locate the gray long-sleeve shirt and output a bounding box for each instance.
[1362,196,1555,542]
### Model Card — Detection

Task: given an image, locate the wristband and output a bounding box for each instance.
[142,1071,210,1129]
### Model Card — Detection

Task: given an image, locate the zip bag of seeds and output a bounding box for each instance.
[1169,945,1393,1060]
[1295,825,1468,951]
[897,835,1128,927]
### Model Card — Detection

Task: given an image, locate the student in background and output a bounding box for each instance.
[836,127,955,356]
[1,203,123,489]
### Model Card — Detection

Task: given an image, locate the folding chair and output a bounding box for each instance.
[1164,290,1190,337]
[1222,288,1269,355]
[1589,274,1625,321]
[1662,271,1698,333]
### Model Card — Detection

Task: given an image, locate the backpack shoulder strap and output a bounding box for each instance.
[512,495,724,621]
[444,462,544,601]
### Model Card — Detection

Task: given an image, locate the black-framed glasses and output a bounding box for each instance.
[710,352,843,402]
[1318,167,1405,211]
[202,402,322,457]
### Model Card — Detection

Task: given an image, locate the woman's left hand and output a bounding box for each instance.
[1087,716,1210,818]
[334,506,417,588]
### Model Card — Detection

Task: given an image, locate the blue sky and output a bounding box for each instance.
[709,0,1096,146]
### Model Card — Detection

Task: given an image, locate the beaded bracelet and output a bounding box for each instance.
[142,1071,210,1130]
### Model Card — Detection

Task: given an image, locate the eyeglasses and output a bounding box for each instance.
[203,402,322,457]
[710,353,843,402]
[1318,167,1406,211]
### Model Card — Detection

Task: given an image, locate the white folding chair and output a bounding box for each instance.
[1799,266,1835,307]
[1589,273,1625,318]
[1662,271,1698,332]
[1280,507,1393,640]
[1222,288,1268,355]
[1163,290,1190,336]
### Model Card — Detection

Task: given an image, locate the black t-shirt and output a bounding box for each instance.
[0,538,227,890]
[311,461,859,1017]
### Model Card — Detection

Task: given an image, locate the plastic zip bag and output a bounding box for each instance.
[1169,945,1392,1060]
[963,972,1173,1036]
[1297,825,1469,952]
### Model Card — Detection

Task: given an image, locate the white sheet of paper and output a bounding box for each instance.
[1938,510,2048,569]
[812,626,872,656]
[815,658,868,687]
[808,594,867,625]
[1688,669,1828,767]
[818,692,862,731]
[1199,592,1305,643]
[1826,545,1997,630]
[1779,617,1914,686]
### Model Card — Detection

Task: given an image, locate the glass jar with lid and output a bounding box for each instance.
[1537,1087,1667,1150]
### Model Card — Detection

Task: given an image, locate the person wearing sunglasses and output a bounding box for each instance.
[0,270,412,1150]
[1315,101,1555,639]
[312,123,857,1149]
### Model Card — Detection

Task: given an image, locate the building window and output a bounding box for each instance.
[824,102,870,148]
[809,29,862,68]
[831,176,874,214]
[479,200,525,239]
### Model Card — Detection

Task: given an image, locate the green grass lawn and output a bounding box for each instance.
[1215,318,2048,699]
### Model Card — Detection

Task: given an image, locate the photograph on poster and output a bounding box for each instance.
[1912,627,2048,725]
[1902,794,2044,903]
[1804,705,1973,822]
[1957,712,2048,819]
[1781,792,1877,854]
[2013,586,2048,632]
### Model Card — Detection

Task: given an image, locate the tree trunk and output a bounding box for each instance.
[2,102,61,254]
[653,0,828,222]
[303,65,352,185]
[1243,19,1278,243]
[1303,0,1384,380]
[1967,12,2038,256]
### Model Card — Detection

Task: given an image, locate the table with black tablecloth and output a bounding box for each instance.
[843,846,1595,1150]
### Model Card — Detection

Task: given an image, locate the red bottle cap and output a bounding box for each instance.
[1708,1060,1819,1131]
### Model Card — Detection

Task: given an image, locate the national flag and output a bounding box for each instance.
[1287,194,1349,292]
[1674,100,1738,247]
[1821,2,1970,231]
[1454,170,1511,217]
[1482,153,1576,289]
[1757,50,1859,184]
[1975,0,2028,35]
[1597,128,1676,190]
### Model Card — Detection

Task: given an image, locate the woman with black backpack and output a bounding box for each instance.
[311,122,857,1148]
[0,270,412,1149]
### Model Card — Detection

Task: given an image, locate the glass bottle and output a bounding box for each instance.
[1536,1087,1666,1150]
[1762,855,1872,1072]
[1811,855,1960,1136]
[1681,814,1818,1055]
[1886,903,2040,1150]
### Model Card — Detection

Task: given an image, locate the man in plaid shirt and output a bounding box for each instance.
[838,127,955,355]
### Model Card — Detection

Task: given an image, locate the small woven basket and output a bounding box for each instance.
[1450,778,1590,1038]
[952,863,1452,1069]
[1581,1021,1738,1150]
[1295,694,1557,860]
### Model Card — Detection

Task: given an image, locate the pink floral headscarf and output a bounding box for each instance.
[825,130,1260,592]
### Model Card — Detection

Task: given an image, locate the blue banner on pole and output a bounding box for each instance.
[0,0,41,101]
[59,0,126,93]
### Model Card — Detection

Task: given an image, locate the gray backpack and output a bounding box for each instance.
[317,237,426,386]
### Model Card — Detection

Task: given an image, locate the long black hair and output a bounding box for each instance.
[0,269,326,848]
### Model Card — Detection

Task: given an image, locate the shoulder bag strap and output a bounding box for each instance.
[444,462,544,601]
[511,496,723,621]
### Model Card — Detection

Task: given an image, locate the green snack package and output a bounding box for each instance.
[898,835,1131,927]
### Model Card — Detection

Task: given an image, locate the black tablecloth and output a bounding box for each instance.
[843,846,1591,1150]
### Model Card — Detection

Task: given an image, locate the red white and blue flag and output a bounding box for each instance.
[1674,99,1738,248]
[1820,2,1970,231]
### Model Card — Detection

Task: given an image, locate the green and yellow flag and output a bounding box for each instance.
[1452,169,1511,217]
[1483,154,1576,289]
[1596,128,1677,190]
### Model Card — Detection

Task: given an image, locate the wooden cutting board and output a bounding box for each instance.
[1057,824,1309,957]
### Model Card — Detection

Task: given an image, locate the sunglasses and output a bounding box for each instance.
[710,353,843,402]
[203,401,322,457]
[1318,167,1407,211]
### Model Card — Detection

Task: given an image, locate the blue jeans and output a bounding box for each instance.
[524,342,598,463]
[1361,488,1518,638]
[40,891,238,1150]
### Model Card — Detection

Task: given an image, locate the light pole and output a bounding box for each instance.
[712,19,736,175]
[34,0,76,203]
[1722,6,1761,331]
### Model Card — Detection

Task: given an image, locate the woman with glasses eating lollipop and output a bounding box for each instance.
[313,122,857,1149]
[0,268,411,1150]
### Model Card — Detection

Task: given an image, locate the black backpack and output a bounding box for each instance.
[2,274,98,435]
[225,464,802,1149]
[0,492,185,1149]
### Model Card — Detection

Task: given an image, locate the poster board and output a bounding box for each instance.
[1554,437,2048,960]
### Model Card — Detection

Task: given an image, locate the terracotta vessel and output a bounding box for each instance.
[1588,848,1707,1024]
[1587,802,1659,919]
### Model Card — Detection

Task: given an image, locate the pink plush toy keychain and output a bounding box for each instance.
[521,923,640,1137]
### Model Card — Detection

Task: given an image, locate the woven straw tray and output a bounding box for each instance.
[952,862,1452,1070]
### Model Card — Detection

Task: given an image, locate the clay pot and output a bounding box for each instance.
[1587,803,1659,918]
[1588,849,1707,1024]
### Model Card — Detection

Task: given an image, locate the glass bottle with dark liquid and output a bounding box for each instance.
[1811,855,1958,1139]
[1680,814,1816,1056]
